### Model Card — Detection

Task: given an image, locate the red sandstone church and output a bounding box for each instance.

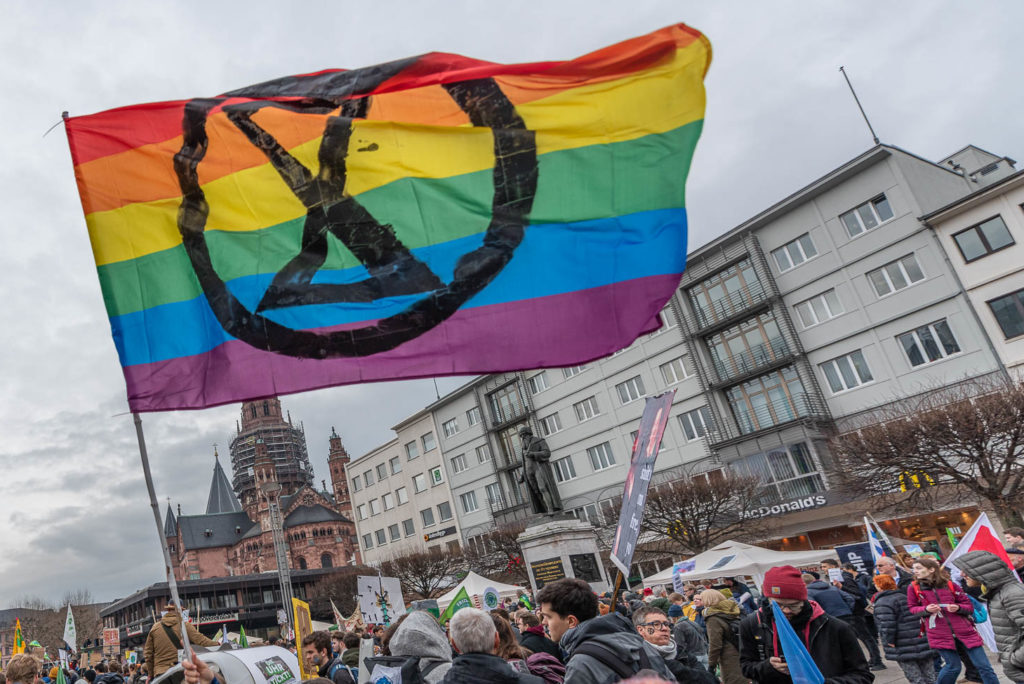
[163,398,360,580]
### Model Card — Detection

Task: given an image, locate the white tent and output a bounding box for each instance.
[642,540,839,590]
[436,571,527,611]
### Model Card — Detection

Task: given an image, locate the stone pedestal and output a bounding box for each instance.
[517,515,611,595]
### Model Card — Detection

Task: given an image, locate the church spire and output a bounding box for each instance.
[206,449,243,514]
[163,500,177,537]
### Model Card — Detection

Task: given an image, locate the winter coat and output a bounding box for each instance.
[953,550,1024,681]
[672,615,709,668]
[524,652,565,684]
[439,653,543,684]
[143,608,219,677]
[94,675,124,684]
[519,625,563,662]
[341,647,360,668]
[728,579,756,615]
[318,655,355,684]
[906,578,982,650]
[704,599,749,684]
[560,613,676,684]
[834,571,868,614]
[387,611,454,684]
[806,581,855,618]
[871,589,934,663]
[738,601,872,684]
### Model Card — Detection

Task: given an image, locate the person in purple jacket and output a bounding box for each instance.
[906,556,999,684]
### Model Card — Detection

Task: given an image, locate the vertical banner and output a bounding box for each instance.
[834,542,876,577]
[672,560,696,593]
[291,598,314,680]
[610,390,676,576]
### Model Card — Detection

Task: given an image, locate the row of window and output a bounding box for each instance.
[355,468,445,520]
[441,407,482,439]
[361,502,454,550]
[350,432,439,493]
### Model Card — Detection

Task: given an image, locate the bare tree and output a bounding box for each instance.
[463,522,530,586]
[305,567,371,621]
[61,588,94,606]
[639,472,777,556]
[379,549,464,600]
[832,377,1024,527]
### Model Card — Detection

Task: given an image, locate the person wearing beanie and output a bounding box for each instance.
[667,603,683,622]
[739,565,872,684]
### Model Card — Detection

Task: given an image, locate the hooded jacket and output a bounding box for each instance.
[906,577,981,650]
[953,550,1024,681]
[142,607,219,677]
[519,625,562,662]
[560,612,675,684]
[439,653,543,684]
[806,581,855,618]
[671,616,708,668]
[704,599,747,684]
[738,600,872,684]
[871,589,934,663]
[387,611,454,684]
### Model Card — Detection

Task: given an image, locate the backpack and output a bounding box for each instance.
[709,614,741,648]
[525,652,565,684]
[363,655,445,684]
[327,660,357,684]
[571,641,652,680]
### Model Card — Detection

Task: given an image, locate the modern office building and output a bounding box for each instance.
[348,142,1023,578]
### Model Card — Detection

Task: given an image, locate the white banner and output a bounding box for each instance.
[63,605,77,653]
[357,575,405,625]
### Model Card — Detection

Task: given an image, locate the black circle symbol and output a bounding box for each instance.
[174,74,538,358]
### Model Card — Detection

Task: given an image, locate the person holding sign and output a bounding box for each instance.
[738,566,872,684]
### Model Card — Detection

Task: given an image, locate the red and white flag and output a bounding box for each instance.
[943,512,1018,651]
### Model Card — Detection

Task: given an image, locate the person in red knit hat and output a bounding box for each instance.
[738,565,873,684]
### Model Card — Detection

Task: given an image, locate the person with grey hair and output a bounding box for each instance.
[441,608,544,684]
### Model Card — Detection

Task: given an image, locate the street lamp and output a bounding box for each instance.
[259,470,294,638]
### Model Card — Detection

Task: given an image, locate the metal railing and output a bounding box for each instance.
[707,391,829,445]
[709,335,791,383]
[687,283,771,332]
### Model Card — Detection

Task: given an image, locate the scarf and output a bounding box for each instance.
[651,639,677,659]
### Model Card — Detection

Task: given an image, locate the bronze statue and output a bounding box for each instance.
[518,426,563,515]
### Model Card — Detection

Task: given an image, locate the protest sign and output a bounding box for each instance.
[358,576,405,626]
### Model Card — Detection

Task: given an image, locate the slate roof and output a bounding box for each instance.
[284,504,350,527]
[164,503,177,537]
[178,511,255,550]
[206,456,243,514]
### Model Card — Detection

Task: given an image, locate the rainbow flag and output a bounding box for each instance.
[65,24,710,411]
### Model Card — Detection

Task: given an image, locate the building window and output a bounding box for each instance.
[687,259,766,328]
[421,432,436,452]
[420,508,435,527]
[451,453,468,474]
[489,383,526,426]
[475,444,491,464]
[732,442,825,502]
[296,556,307,570]
[442,418,459,438]
[820,350,874,393]
[466,406,482,426]
[363,470,374,486]
[357,504,367,520]
[867,254,925,298]
[395,486,408,505]
[405,441,419,460]
[707,313,788,379]
[554,456,577,483]
[527,372,550,394]
[840,194,894,238]
[587,442,616,471]
[953,215,1014,262]
[485,482,503,506]
[388,524,401,542]
[437,501,453,521]
[540,413,563,437]
[368,499,381,516]
[562,365,588,379]
[574,396,600,422]
[413,473,427,493]
[795,289,844,328]
[389,456,402,475]
[375,529,387,545]
[430,466,445,486]
[989,288,1024,339]
[460,491,479,513]
[678,407,713,441]
[321,553,333,568]
[376,463,388,480]
[402,518,415,536]
[660,357,689,385]
[382,492,395,510]
[351,477,362,493]
[771,233,818,272]
[362,533,373,549]
[726,367,808,434]
[898,320,961,367]
[615,376,646,404]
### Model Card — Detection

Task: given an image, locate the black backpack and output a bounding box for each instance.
[362,655,445,684]
[709,614,741,648]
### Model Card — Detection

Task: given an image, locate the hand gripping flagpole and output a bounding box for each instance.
[133,412,192,659]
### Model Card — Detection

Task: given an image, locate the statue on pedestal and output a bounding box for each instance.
[518,426,563,515]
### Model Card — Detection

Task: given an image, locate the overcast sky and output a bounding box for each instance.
[0,0,1020,608]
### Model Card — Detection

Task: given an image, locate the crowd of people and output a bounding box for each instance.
[8,530,1024,684]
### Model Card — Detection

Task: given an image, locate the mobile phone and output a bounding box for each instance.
[778,655,786,663]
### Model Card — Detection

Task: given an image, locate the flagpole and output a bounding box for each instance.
[132,412,192,659]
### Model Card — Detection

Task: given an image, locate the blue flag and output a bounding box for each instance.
[770,601,825,684]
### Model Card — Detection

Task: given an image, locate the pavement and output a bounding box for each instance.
[862,650,1013,684]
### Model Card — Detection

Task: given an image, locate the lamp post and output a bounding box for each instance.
[259,474,294,638]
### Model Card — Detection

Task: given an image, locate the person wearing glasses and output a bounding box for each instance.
[633,605,717,684]
[738,566,872,684]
